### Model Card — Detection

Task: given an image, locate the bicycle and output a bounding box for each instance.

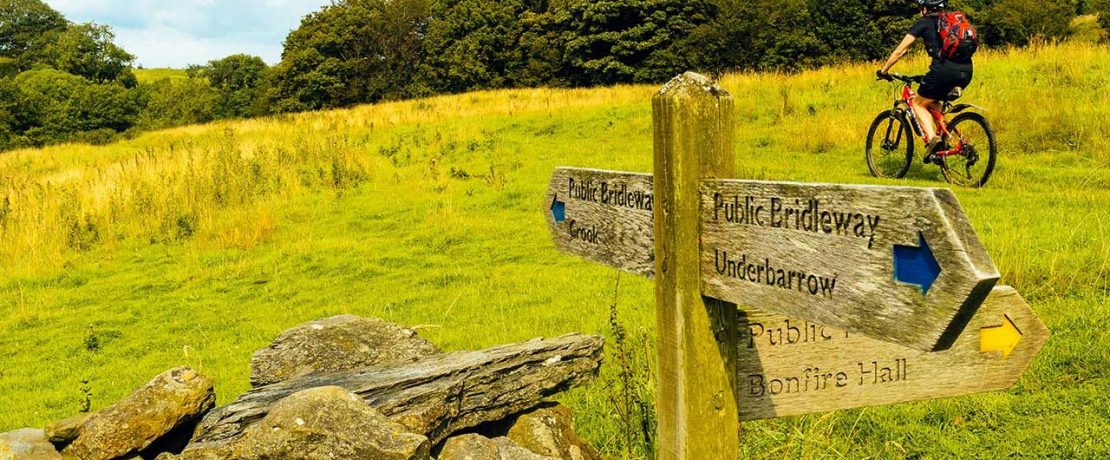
[866,73,997,187]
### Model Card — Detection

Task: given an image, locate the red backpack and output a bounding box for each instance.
[936,11,979,62]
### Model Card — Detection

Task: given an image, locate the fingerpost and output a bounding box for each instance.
[541,72,1045,459]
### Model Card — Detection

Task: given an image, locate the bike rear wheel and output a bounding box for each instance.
[941,112,997,188]
[866,109,914,179]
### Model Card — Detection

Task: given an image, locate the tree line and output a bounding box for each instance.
[2,0,1107,152]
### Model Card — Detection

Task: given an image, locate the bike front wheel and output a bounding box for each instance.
[866,109,914,179]
[942,112,997,188]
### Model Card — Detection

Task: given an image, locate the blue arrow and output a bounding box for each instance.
[551,195,566,223]
[893,232,942,295]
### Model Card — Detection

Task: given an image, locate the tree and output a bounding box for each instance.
[557,0,718,85]
[0,0,66,60]
[515,8,573,87]
[39,23,137,86]
[687,0,823,73]
[1090,0,1110,31]
[0,78,18,149]
[189,54,269,118]
[870,0,920,57]
[271,0,433,111]
[981,0,1077,46]
[417,0,543,94]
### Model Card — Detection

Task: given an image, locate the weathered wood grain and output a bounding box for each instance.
[701,180,1000,351]
[543,167,654,277]
[186,334,603,451]
[736,285,1048,420]
[652,72,739,460]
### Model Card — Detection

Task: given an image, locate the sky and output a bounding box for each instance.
[48,0,332,69]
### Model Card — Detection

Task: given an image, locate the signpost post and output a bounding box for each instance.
[650,72,739,460]
[541,72,1047,460]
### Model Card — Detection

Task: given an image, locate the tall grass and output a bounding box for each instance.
[1,128,373,275]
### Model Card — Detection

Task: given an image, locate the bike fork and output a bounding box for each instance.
[899,106,925,139]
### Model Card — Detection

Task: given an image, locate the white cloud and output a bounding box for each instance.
[47,0,331,68]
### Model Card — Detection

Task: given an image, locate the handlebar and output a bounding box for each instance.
[876,71,924,84]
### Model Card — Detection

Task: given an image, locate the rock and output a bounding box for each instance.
[438,435,500,460]
[63,367,215,460]
[250,315,441,387]
[492,438,561,460]
[192,386,430,460]
[163,448,228,460]
[506,405,600,460]
[43,413,92,449]
[438,434,557,460]
[192,334,603,448]
[0,429,62,460]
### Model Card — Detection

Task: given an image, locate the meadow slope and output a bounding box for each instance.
[1,43,1109,458]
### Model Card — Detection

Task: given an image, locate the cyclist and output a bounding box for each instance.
[878,0,974,163]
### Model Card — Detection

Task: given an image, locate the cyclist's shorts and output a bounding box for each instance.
[919,62,973,101]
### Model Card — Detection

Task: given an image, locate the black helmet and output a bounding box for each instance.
[916,0,948,8]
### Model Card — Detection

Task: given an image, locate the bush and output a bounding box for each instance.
[136,78,219,130]
[189,54,270,118]
[8,69,139,147]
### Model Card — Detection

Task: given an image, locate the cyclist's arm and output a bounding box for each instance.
[880,34,917,74]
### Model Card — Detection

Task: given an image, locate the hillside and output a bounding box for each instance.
[1,43,1108,458]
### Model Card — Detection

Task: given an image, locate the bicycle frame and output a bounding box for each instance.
[894,83,966,158]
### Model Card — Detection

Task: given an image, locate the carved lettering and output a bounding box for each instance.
[714,249,837,298]
[745,358,908,399]
[567,219,599,244]
[744,320,846,349]
[712,193,881,248]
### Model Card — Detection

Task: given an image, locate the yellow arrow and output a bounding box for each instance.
[980,314,1023,358]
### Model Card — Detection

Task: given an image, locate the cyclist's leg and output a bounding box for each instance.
[912,95,939,142]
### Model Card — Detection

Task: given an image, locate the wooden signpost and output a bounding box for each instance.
[542,72,1047,460]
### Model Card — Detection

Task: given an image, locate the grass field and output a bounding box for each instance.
[2,43,1109,458]
[133,68,190,84]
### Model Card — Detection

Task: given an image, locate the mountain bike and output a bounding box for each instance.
[866,73,997,187]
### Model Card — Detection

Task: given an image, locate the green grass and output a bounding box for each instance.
[134,68,190,84]
[2,43,1109,458]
